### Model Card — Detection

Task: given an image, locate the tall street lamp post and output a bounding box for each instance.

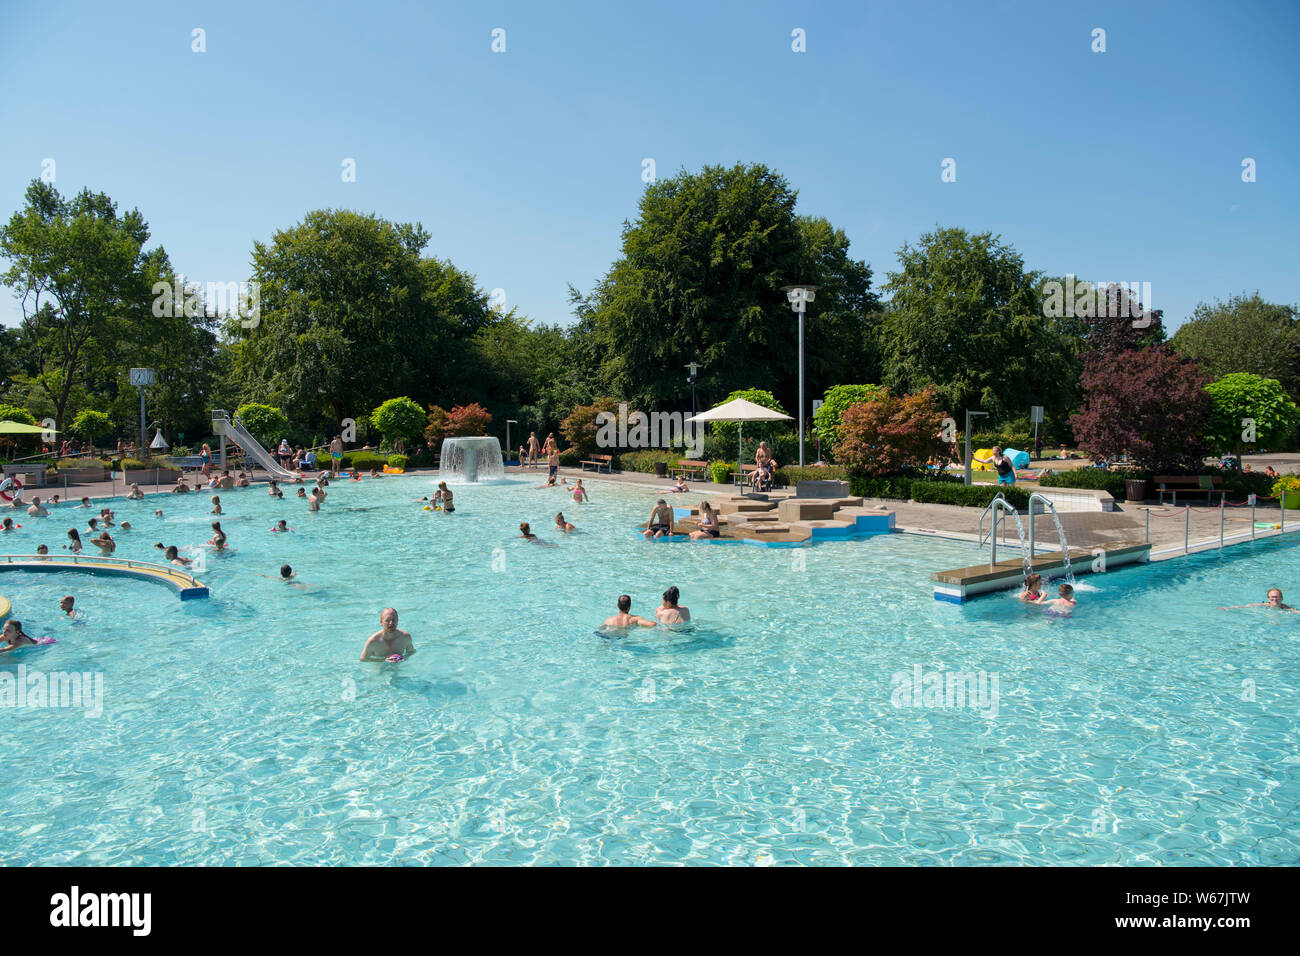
[781,285,820,468]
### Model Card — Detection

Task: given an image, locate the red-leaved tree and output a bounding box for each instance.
[444,403,492,437]
[1069,348,1211,472]
[834,386,949,476]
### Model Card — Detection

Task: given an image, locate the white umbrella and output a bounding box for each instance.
[686,398,792,491]
[150,429,169,451]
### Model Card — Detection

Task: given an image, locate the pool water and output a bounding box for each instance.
[1,475,1297,865]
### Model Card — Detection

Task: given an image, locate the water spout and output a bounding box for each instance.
[438,436,505,483]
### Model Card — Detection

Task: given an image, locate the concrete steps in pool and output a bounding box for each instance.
[663,490,895,544]
[931,542,1151,602]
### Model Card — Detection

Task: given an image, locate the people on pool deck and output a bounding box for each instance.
[643,499,674,539]
[200,443,213,478]
[1041,583,1076,614]
[528,432,540,467]
[688,501,721,540]
[571,479,589,504]
[517,445,527,468]
[360,607,415,662]
[90,530,115,556]
[211,495,223,515]
[975,446,1017,485]
[173,476,191,494]
[0,619,38,654]
[655,586,691,625]
[26,497,48,518]
[278,438,293,469]
[603,594,656,629]
[329,435,344,476]
[65,528,82,553]
[208,521,227,550]
[436,482,455,512]
[669,476,689,493]
[127,483,144,500]
[271,519,292,532]
[555,512,575,532]
[1221,588,1299,612]
[1020,572,1044,603]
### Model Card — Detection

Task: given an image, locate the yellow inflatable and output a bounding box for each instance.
[972,448,996,471]
[383,465,404,474]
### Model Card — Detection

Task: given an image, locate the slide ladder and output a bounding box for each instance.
[211,410,296,480]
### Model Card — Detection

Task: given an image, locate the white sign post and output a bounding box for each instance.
[1030,405,1044,458]
[129,368,156,457]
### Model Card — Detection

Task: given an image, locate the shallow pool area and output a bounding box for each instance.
[1,474,1297,865]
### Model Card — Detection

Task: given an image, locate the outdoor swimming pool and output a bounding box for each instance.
[1,475,1297,865]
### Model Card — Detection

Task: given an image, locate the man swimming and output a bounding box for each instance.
[655,586,691,625]
[26,497,48,517]
[360,607,416,661]
[603,594,656,629]
[1221,588,1300,613]
[643,499,674,539]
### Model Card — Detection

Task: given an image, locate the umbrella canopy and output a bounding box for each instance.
[150,429,170,450]
[686,399,792,492]
[0,420,54,435]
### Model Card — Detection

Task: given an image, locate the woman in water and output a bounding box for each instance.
[555,512,575,533]
[1020,572,1044,603]
[65,528,82,553]
[571,479,589,504]
[436,482,455,513]
[208,521,227,550]
[655,586,691,625]
[688,501,721,540]
[520,522,537,541]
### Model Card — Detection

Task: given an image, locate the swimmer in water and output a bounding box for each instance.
[35,544,49,558]
[555,512,575,533]
[27,497,48,518]
[99,508,114,526]
[571,479,589,504]
[78,496,91,508]
[655,586,691,625]
[162,545,191,567]
[154,509,163,518]
[360,607,416,662]
[1020,572,1044,603]
[211,495,222,515]
[208,521,227,550]
[59,595,76,618]
[65,528,82,553]
[0,619,38,654]
[1041,583,1077,615]
[270,519,292,532]
[307,490,321,512]
[119,521,132,531]
[1,517,16,532]
[296,488,307,498]
[90,531,115,556]
[520,522,541,542]
[1221,588,1300,613]
[172,477,191,494]
[436,482,454,513]
[127,483,144,500]
[603,594,656,630]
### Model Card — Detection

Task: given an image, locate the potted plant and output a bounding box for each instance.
[1270,475,1300,510]
[709,461,730,484]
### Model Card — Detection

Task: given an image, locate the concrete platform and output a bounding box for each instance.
[931,543,1150,603]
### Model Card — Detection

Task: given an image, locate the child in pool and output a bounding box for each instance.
[1020,572,1044,603]
[0,619,39,653]
[270,519,292,532]
[1041,583,1077,615]
[211,495,222,515]
[571,479,589,504]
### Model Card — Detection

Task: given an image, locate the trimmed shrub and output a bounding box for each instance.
[773,465,848,486]
[1037,470,1137,497]
[848,475,1030,509]
[346,451,390,471]
[387,454,408,469]
[619,450,678,474]
[559,447,582,467]
[709,461,730,484]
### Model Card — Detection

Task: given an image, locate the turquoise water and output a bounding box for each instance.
[1,475,1297,865]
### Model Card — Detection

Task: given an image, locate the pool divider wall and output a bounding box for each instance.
[0,555,209,600]
[931,544,1151,603]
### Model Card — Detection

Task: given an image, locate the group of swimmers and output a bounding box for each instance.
[0,594,79,654]
[1019,574,1077,614]
[603,587,691,628]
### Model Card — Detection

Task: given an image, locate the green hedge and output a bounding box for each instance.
[849,474,1030,509]
[559,448,581,467]
[1036,469,1137,496]
[619,450,679,473]
[388,454,408,469]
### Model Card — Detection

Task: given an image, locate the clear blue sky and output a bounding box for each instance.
[2,0,1297,333]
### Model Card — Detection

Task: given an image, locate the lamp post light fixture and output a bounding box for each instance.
[685,361,700,421]
[506,419,518,465]
[780,285,820,467]
[964,410,989,486]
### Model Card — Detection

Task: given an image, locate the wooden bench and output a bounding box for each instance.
[581,453,613,473]
[1155,475,1224,506]
[670,459,708,481]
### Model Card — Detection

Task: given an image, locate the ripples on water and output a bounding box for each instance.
[0,475,1296,865]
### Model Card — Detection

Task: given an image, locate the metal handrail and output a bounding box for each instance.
[0,552,199,584]
[983,496,1021,571]
[977,492,1008,547]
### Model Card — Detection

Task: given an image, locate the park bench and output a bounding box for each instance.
[670,459,708,481]
[581,453,613,473]
[2,463,47,488]
[1155,475,1224,506]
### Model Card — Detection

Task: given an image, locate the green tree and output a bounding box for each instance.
[1204,373,1300,454]
[235,402,289,448]
[574,163,880,413]
[1171,293,1300,398]
[881,229,1075,423]
[0,181,156,430]
[813,384,881,457]
[0,404,36,425]
[371,396,426,445]
[71,408,113,449]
